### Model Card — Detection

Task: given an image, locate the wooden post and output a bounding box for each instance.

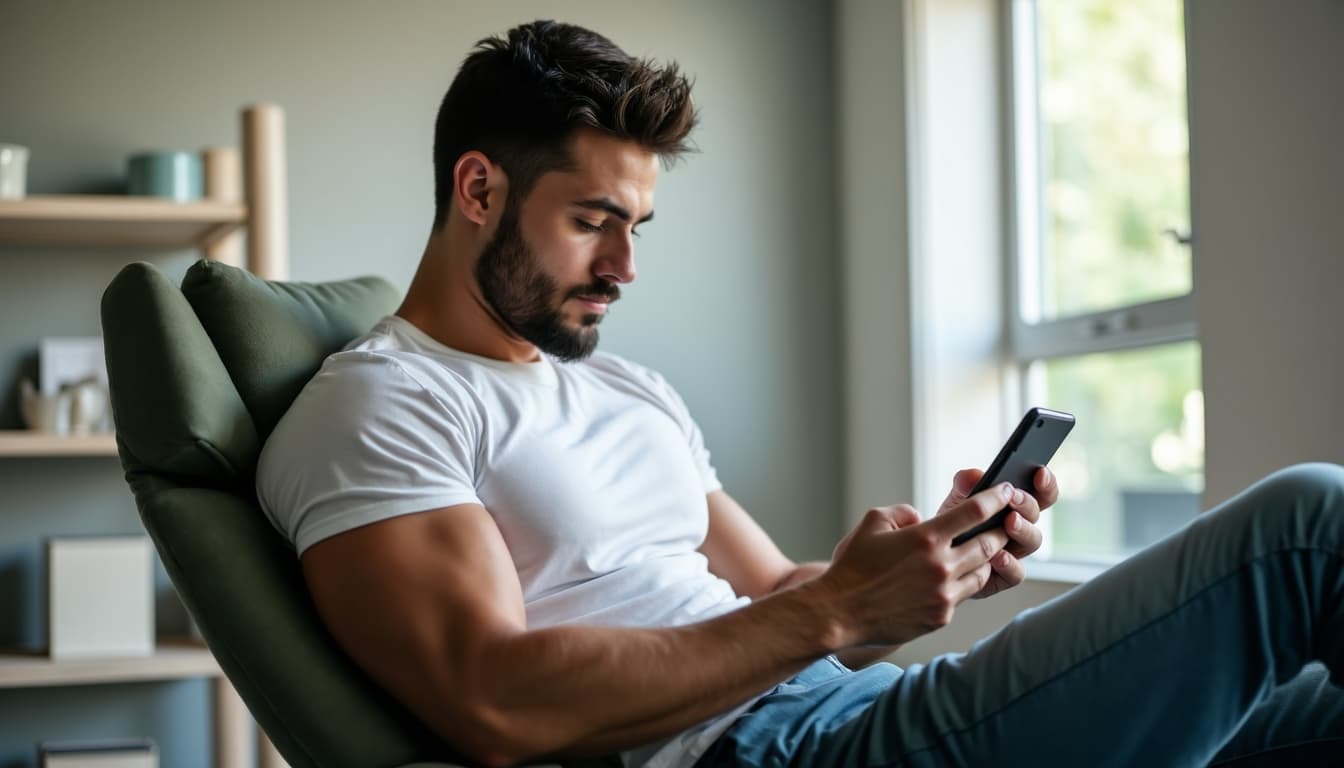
[202,146,244,268]
[237,102,292,767]
[213,678,250,768]
[242,104,289,280]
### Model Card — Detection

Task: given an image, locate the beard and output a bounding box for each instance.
[474,209,620,363]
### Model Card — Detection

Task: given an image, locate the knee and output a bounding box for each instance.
[1254,462,1344,517]
[1200,463,1344,556]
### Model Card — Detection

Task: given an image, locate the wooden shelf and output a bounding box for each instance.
[0,640,221,688]
[0,430,118,457]
[0,195,245,248]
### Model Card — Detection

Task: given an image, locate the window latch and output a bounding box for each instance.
[1163,227,1194,247]
[1089,310,1138,338]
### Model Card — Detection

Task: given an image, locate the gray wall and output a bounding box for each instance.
[0,2,840,764]
[1187,0,1344,506]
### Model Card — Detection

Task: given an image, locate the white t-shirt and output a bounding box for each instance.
[256,315,761,767]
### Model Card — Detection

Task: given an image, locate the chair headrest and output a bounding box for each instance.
[102,260,399,485]
[180,259,400,440]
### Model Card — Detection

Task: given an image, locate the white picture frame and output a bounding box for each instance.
[39,336,107,396]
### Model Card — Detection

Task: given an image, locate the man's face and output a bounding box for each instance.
[474,130,658,362]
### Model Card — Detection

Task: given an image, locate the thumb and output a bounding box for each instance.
[856,505,913,534]
[889,504,922,528]
[938,468,985,515]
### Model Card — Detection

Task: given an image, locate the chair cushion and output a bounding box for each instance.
[102,262,259,482]
[180,259,400,442]
[138,478,456,767]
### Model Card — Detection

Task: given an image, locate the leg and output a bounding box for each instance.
[1207,662,1344,766]
[703,463,1344,767]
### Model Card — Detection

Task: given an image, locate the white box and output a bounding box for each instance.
[46,537,154,660]
[40,738,157,768]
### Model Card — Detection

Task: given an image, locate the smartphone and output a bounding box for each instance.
[950,407,1075,547]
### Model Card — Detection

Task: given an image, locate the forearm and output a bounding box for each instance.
[456,579,842,763]
[771,561,898,670]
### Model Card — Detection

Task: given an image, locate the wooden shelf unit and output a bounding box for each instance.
[0,430,118,457]
[0,104,291,768]
[0,640,219,689]
[0,641,260,768]
[0,196,245,248]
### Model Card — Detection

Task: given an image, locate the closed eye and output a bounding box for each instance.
[575,218,642,238]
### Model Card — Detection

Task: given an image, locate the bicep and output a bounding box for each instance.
[300,503,523,732]
[698,490,796,600]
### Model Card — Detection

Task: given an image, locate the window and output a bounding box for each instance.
[1009,0,1202,562]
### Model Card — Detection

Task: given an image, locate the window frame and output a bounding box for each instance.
[1003,0,1202,565]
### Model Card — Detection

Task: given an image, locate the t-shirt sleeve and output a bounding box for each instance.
[256,353,482,555]
[643,369,722,495]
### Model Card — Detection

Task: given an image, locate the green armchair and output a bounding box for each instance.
[101,259,470,767]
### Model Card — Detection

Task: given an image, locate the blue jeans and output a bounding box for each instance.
[697,463,1344,767]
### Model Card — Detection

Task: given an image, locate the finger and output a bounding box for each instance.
[951,525,1010,578]
[988,548,1024,588]
[1010,485,1042,525]
[954,561,995,602]
[937,468,985,516]
[931,482,1014,542]
[1033,466,1059,510]
[1003,511,1044,558]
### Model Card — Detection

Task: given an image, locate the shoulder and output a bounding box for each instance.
[262,337,486,474]
[257,331,488,552]
[292,350,467,423]
[308,317,492,419]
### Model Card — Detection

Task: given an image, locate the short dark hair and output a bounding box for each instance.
[431,20,698,229]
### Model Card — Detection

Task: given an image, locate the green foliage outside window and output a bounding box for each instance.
[1039,0,1191,319]
[1030,0,1202,559]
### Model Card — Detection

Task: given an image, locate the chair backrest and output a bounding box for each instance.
[101,259,460,768]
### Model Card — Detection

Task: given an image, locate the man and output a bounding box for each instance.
[257,20,1344,768]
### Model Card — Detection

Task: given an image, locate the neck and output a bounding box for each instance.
[395,228,541,363]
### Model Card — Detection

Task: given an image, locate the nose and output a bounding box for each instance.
[594,230,636,285]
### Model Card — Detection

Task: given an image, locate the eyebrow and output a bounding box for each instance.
[572,197,654,225]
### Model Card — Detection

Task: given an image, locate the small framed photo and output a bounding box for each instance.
[39,336,107,396]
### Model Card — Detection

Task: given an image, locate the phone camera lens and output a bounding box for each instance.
[1035,418,1045,428]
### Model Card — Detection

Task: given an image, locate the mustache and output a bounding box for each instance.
[566,281,621,303]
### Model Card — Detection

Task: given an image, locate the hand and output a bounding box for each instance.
[935,467,1058,599]
[818,483,1029,648]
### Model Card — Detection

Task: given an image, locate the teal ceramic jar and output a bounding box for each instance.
[127,151,202,201]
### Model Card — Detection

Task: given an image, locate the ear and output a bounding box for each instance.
[452,151,506,227]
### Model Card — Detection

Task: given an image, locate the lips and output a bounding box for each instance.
[575,295,611,312]
[566,280,620,319]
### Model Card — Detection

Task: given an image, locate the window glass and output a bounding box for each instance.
[1029,341,1203,560]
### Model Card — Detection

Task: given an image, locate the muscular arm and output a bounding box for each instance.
[304,489,1019,766]
[303,503,840,767]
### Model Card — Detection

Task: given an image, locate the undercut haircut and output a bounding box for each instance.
[431,20,698,229]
